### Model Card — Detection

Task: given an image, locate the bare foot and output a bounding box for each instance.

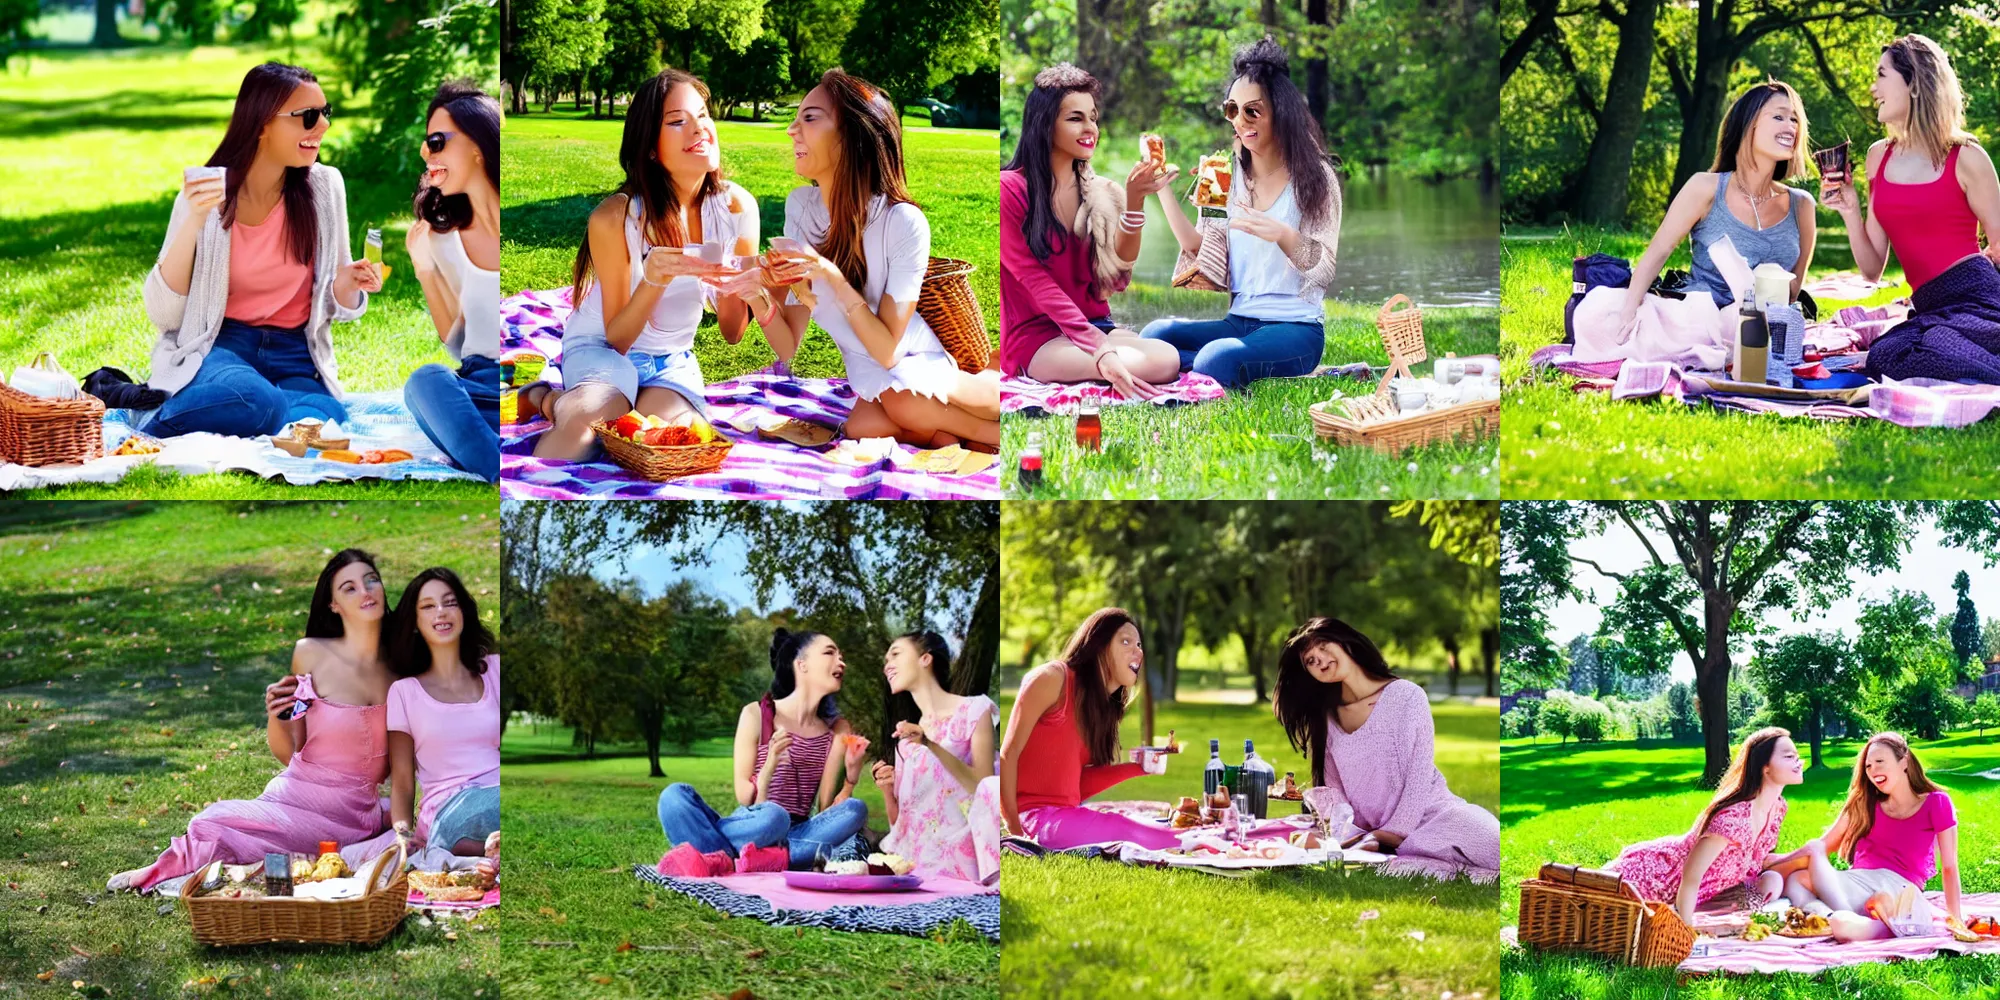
[107,867,145,892]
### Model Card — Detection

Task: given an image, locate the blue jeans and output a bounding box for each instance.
[405,355,501,481]
[428,783,499,851]
[150,320,347,437]
[1139,313,1324,388]
[656,783,868,869]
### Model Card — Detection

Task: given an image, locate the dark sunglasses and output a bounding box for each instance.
[424,130,458,154]
[282,106,334,130]
[1220,101,1264,123]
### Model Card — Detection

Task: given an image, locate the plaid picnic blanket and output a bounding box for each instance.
[1675,891,2000,975]
[500,288,998,499]
[631,865,998,941]
[1000,372,1229,414]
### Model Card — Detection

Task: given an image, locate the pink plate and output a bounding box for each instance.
[782,871,923,893]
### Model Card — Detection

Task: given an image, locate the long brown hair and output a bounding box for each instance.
[1001,64,1098,263]
[1053,607,1138,766]
[809,69,916,291]
[1272,617,1398,787]
[209,62,321,267]
[1709,81,1810,185]
[572,68,727,303]
[1692,726,1791,837]
[1882,35,1974,168]
[1830,732,1942,862]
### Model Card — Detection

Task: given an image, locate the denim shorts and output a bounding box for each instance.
[557,333,708,416]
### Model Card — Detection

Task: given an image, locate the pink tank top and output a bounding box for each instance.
[752,698,835,819]
[225,199,314,328]
[1872,143,1981,292]
[291,672,388,784]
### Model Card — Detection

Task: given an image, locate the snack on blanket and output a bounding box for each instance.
[1170,796,1205,829]
[114,434,162,456]
[756,418,837,448]
[1743,911,1781,941]
[1271,771,1303,800]
[821,859,870,877]
[409,870,487,901]
[1193,153,1232,208]
[1287,829,1324,850]
[865,852,914,876]
[609,410,720,448]
[1776,907,1831,937]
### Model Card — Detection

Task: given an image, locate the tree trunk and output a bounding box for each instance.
[93,0,121,47]
[953,562,1000,697]
[1305,0,1329,126]
[642,711,664,778]
[1571,0,1659,224]
[1806,697,1823,770]
[1239,626,1270,703]
[1673,12,1737,196]
[1444,637,1460,696]
[1695,594,1735,787]
[1482,627,1498,697]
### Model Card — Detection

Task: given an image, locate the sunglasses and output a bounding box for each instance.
[424,130,458,154]
[282,106,334,130]
[1220,101,1265,123]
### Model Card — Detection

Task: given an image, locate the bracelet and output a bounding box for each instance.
[642,275,670,288]
[841,297,872,318]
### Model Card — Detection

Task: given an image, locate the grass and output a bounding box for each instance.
[998,692,1501,999]
[498,724,997,1000]
[999,292,1501,499]
[499,108,999,384]
[1500,734,2000,998]
[0,500,501,998]
[1500,225,2000,498]
[0,44,493,499]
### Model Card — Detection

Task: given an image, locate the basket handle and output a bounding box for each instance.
[1377,294,1416,324]
[364,841,406,893]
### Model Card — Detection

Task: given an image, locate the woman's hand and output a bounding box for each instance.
[1341,830,1383,853]
[842,734,871,781]
[1820,169,1860,217]
[1227,206,1296,246]
[1615,297,1640,337]
[1129,748,1168,775]
[1096,352,1165,401]
[642,247,733,287]
[764,728,793,771]
[1124,159,1180,207]
[404,223,437,278]
[892,720,927,747]
[265,675,301,720]
[767,242,839,287]
[871,760,896,796]
[183,173,226,219]
[332,259,383,302]
[706,267,780,323]
[1371,829,1404,851]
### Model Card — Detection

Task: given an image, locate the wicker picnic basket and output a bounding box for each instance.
[591,420,732,481]
[916,257,991,374]
[0,355,105,467]
[1518,863,1694,968]
[181,844,408,948]
[1307,295,1499,454]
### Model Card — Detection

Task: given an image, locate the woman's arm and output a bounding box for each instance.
[1000,173,1106,355]
[871,759,899,827]
[1957,144,2000,267]
[1621,174,1717,323]
[816,721,864,811]
[1158,178,1201,255]
[1827,142,1892,282]
[998,665,1064,836]
[406,225,459,343]
[156,181,220,299]
[1792,190,1817,301]
[588,196,667,353]
[712,193,761,345]
[733,703,770,806]
[388,730,418,845]
[1675,834,1732,923]
[267,641,312,763]
[1938,825,1962,922]
[1374,686,1435,845]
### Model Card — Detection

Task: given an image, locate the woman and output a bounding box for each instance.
[380,568,499,859]
[1775,733,1962,941]
[1611,82,1816,341]
[108,550,393,891]
[871,631,1001,881]
[999,63,1182,400]
[1823,35,2000,382]
[515,68,763,460]
[999,608,1180,850]
[1273,617,1498,882]
[1140,38,1342,389]
[143,62,381,439]
[404,83,504,482]
[1601,727,1802,923]
[762,70,1002,449]
[656,629,871,873]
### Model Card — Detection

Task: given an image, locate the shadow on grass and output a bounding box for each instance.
[0,500,154,536]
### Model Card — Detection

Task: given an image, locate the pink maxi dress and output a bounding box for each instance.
[1322,679,1500,882]
[880,695,1003,881]
[130,673,390,891]
[1604,798,1787,905]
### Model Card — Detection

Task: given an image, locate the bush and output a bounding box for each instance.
[1502,702,1540,739]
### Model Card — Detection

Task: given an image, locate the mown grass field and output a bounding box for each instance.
[0,500,500,998]
[999,692,1501,999]
[0,44,493,499]
[1501,734,2000,998]
[499,109,999,384]
[498,724,997,999]
[1499,225,2000,498]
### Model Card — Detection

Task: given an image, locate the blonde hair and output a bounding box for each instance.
[1710,82,1811,184]
[1883,34,1975,167]
[1829,732,1943,863]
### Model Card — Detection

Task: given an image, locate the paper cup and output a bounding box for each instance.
[183,165,226,185]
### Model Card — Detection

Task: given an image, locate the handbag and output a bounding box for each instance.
[1172,212,1230,292]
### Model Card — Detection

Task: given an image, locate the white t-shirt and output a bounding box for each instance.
[1228,182,1326,324]
[427,228,500,361]
[573,182,759,355]
[782,186,957,401]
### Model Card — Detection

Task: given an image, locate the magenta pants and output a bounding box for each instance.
[1019,806,1189,850]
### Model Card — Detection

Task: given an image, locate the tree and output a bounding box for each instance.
[1951,570,1983,680]
[1665,681,1698,740]
[1884,660,1967,741]
[506,0,608,114]
[1748,631,1859,770]
[1501,501,1581,693]
[766,0,861,90]
[1984,616,2000,666]
[1857,589,1940,681]
[1503,700,1541,740]
[1970,692,2000,737]
[1514,501,1916,786]
[840,0,999,107]
[1540,696,1577,745]
[709,32,791,120]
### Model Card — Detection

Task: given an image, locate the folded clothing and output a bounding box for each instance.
[83,367,168,410]
[1869,256,2000,383]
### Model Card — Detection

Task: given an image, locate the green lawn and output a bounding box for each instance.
[1501,734,2000,998]
[999,692,1501,999]
[500,109,1000,384]
[999,293,1501,499]
[498,724,997,1000]
[0,500,500,998]
[1500,226,2000,498]
[0,44,493,499]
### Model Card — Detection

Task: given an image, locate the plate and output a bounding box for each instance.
[781,871,923,892]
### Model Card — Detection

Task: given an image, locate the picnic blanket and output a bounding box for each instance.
[630,865,998,942]
[0,390,486,491]
[1803,271,1903,301]
[1675,892,2000,975]
[501,288,996,499]
[1000,372,1229,414]
[407,885,499,914]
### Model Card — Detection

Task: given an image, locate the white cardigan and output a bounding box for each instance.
[142,164,367,399]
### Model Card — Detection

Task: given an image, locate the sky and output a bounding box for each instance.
[1546,520,1994,682]
[588,528,783,610]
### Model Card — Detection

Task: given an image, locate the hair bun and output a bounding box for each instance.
[1234,37,1292,77]
[770,629,796,672]
[1034,63,1097,91]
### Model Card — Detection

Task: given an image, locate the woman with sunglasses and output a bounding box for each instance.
[761,70,1002,449]
[514,68,761,460]
[142,62,382,439]
[402,83,503,482]
[1139,38,1341,389]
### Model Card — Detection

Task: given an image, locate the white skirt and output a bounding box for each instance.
[846,349,961,404]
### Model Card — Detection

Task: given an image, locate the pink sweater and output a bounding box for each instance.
[1322,679,1499,881]
[999,169,1122,376]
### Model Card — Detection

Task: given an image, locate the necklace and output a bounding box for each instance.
[1734,175,1776,232]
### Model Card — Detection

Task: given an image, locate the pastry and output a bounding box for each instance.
[757,418,837,448]
[1194,153,1232,208]
[865,852,914,876]
[1142,134,1167,176]
[1160,729,1181,753]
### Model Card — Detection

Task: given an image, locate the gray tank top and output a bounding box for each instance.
[1688,172,1808,307]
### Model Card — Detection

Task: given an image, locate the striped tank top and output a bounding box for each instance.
[754,729,834,819]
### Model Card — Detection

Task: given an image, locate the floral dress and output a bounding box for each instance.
[1604,798,1787,905]
[881,694,1001,881]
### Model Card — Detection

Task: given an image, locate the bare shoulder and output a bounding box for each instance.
[1866,138,1893,166]
[290,637,328,675]
[589,193,632,229]
[1958,141,1996,177]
